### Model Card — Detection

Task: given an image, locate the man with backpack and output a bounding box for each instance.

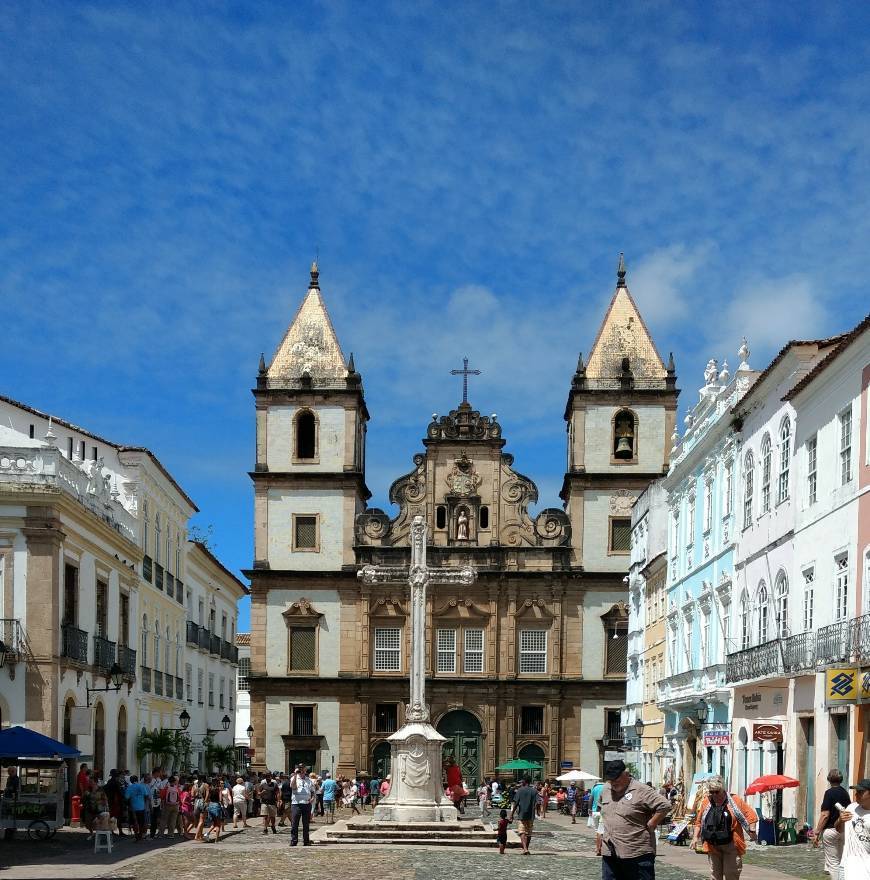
[691,775,758,880]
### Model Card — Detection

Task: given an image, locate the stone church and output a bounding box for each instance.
[246,258,678,785]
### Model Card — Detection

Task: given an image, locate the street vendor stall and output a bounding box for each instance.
[0,726,80,840]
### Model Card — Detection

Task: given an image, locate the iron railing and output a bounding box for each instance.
[175,579,185,605]
[142,556,152,583]
[816,620,851,666]
[61,624,88,663]
[0,619,24,657]
[726,638,783,683]
[155,564,164,591]
[198,626,210,651]
[141,666,151,692]
[176,677,183,700]
[118,644,137,677]
[210,635,221,656]
[166,572,175,600]
[93,635,116,671]
[186,620,199,646]
[154,671,163,696]
[782,631,816,674]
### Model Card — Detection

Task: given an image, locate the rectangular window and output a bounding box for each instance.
[219,676,225,709]
[609,518,631,554]
[119,593,130,646]
[778,428,790,504]
[724,461,733,515]
[700,611,710,666]
[743,461,753,528]
[221,613,227,640]
[840,407,853,484]
[185,664,193,702]
[436,629,456,673]
[293,515,318,550]
[374,703,398,733]
[197,668,204,705]
[519,629,547,673]
[703,481,713,533]
[289,627,316,671]
[292,706,314,737]
[28,424,34,439]
[208,672,215,708]
[835,554,849,622]
[761,441,771,513]
[374,627,401,671]
[95,580,108,637]
[686,497,695,546]
[520,706,544,735]
[63,563,78,626]
[67,437,74,459]
[807,437,818,505]
[802,569,814,632]
[238,656,250,691]
[464,628,484,673]
[79,440,86,461]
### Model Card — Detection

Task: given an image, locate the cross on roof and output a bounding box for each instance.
[450,356,481,404]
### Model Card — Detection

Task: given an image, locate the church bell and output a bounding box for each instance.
[615,435,633,458]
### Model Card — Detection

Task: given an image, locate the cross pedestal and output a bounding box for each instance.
[358,515,476,824]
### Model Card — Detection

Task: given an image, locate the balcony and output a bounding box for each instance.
[141,666,152,692]
[782,631,816,674]
[198,626,210,652]
[176,579,185,605]
[166,572,175,600]
[230,644,238,664]
[210,634,221,656]
[176,677,183,700]
[726,638,783,684]
[186,620,199,646]
[155,564,164,592]
[93,635,116,671]
[0,619,25,660]
[61,624,88,664]
[154,671,163,696]
[142,555,153,583]
[118,644,137,677]
[816,620,850,666]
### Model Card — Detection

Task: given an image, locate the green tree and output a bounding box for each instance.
[203,737,237,773]
[135,728,189,772]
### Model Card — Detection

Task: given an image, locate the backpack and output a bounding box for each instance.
[166,785,179,805]
[701,803,732,845]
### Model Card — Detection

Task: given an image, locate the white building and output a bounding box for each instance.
[234,633,251,769]
[0,393,245,778]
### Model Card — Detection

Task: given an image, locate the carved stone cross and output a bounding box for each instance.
[450,356,481,405]
[358,515,475,722]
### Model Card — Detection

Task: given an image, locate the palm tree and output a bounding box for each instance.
[204,741,237,773]
[136,728,187,772]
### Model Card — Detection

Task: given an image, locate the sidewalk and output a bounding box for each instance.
[539,810,825,880]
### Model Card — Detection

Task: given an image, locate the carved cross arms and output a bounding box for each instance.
[357,564,477,587]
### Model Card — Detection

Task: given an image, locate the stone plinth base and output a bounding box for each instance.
[313,817,521,848]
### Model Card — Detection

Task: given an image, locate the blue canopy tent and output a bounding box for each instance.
[0,726,80,761]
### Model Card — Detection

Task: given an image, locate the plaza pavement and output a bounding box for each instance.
[0,806,827,880]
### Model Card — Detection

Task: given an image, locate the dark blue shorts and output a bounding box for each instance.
[601,854,656,880]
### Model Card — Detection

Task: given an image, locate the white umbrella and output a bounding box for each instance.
[556,769,600,782]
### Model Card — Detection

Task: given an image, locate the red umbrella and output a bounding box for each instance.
[745,774,800,795]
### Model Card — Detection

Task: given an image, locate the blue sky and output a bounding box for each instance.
[2,2,869,631]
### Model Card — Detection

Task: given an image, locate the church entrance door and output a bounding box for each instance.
[372,741,391,780]
[437,710,483,790]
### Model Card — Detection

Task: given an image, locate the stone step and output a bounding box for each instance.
[318,835,516,848]
[326,829,494,840]
[344,821,486,833]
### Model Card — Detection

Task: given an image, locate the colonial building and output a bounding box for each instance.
[248,259,678,784]
[234,632,252,769]
[0,393,244,776]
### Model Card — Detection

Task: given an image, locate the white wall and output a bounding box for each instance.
[583,404,666,472]
[267,490,345,570]
[265,589,340,677]
[264,696,339,774]
[266,405,347,472]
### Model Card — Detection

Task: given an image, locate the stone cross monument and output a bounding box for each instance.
[358,515,476,823]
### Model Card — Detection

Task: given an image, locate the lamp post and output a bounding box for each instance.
[86,662,125,707]
[176,710,231,736]
[696,699,710,727]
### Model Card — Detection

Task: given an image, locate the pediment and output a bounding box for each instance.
[282,598,323,622]
[369,595,408,617]
[515,597,556,621]
[432,597,490,620]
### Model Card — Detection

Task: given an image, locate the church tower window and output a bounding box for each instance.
[436,506,447,530]
[293,515,319,551]
[612,409,637,461]
[479,506,489,530]
[295,410,317,460]
[609,518,631,554]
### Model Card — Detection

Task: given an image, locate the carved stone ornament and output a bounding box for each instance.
[446,453,482,496]
[282,598,324,620]
[609,489,637,515]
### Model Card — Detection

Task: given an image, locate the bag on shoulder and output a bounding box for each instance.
[701,803,732,845]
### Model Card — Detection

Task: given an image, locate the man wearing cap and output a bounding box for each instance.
[690,775,757,880]
[835,778,870,880]
[598,759,671,880]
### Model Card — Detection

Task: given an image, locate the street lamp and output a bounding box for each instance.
[86,662,126,707]
[221,715,231,732]
[246,724,254,739]
[696,698,710,726]
[602,733,610,748]
[179,709,191,731]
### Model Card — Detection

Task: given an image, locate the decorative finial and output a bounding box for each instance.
[575,352,585,374]
[667,352,676,374]
[737,337,750,370]
[309,260,320,290]
[258,352,266,375]
[44,417,57,447]
[616,252,627,288]
[110,478,120,501]
[718,360,730,384]
[347,352,356,374]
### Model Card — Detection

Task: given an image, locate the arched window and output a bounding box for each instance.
[141,615,148,665]
[155,513,162,564]
[613,409,637,461]
[436,506,446,530]
[743,453,754,528]
[756,581,769,644]
[479,506,489,530]
[775,572,789,637]
[63,698,77,749]
[778,418,791,504]
[117,705,128,770]
[295,410,316,460]
[739,590,750,650]
[93,702,105,777]
[761,435,772,513]
[154,625,161,672]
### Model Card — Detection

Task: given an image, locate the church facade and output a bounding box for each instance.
[247,259,678,784]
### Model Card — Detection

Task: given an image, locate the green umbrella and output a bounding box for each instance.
[495,759,543,771]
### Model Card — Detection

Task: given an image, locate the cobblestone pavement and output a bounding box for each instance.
[742,842,828,880]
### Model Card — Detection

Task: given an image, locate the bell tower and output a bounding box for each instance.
[251,262,370,572]
[560,255,678,569]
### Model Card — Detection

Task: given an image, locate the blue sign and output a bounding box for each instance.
[560,761,574,768]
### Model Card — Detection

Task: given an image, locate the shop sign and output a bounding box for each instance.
[703,729,731,746]
[859,669,870,704]
[738,687,787,717]
[560,761,574,769]
[826,668,859,706]
[753,723,783,743]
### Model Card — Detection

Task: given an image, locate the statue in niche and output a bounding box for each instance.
[456,508,469,541]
